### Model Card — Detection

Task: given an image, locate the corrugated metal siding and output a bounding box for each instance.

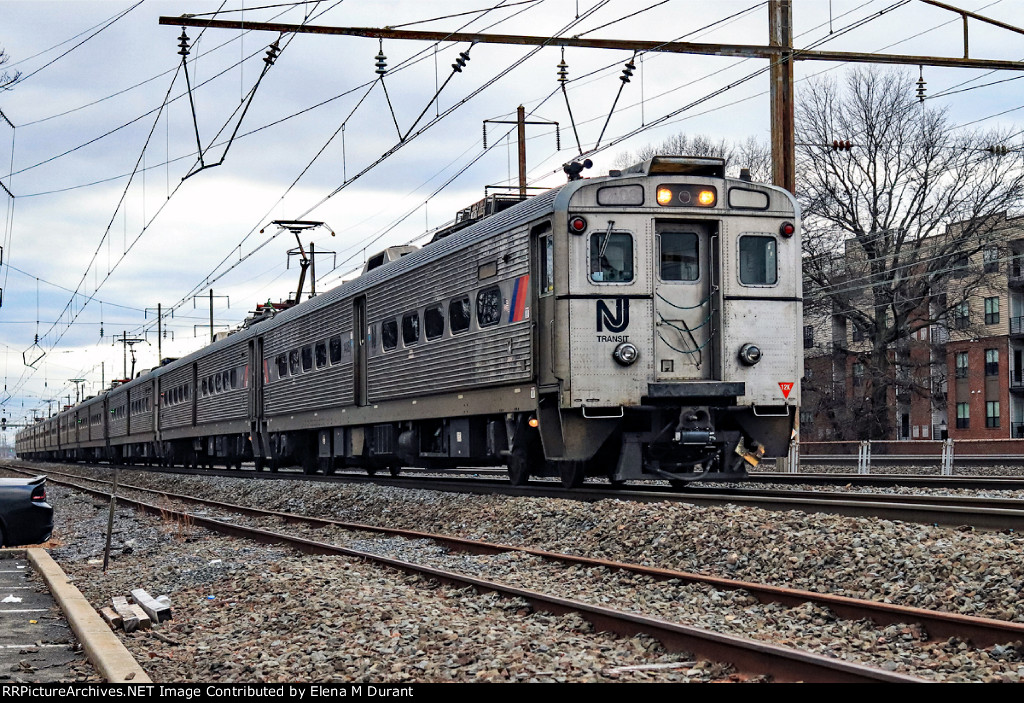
[196,341,249,423]
[131,383,155,435]
[264,297,354,415]
[159,365,193,430]
[365,225,534,400]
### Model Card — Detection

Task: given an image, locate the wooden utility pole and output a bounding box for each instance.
[483,106,557,198]
[161,2,1024,194]
[769,0,795,194]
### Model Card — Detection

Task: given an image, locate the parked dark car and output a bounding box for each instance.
[0,476,53,546]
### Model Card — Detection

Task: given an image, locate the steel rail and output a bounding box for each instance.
[9,458,1024,530]
[32,470,921,683]
[21,465,1024,651]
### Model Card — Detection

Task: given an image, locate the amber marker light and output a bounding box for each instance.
[698,189,716,206]
[528,417,539,428]
[656,187,673,205]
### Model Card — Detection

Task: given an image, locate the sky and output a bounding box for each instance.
[0,0,1022,427]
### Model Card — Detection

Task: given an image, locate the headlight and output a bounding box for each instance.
[738,343,762,366]
[612,342,639,366]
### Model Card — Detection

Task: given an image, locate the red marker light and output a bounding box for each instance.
[779,221,795,238]
[568,216,587,233]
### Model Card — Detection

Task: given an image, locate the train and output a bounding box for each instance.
[17,155,802,487]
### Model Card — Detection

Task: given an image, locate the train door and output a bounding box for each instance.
[248,337,266,460]
[353,296,367,406]
[652,220,716,381]
[533,222,558,390]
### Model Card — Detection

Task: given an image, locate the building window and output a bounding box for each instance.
[985,297,1000,325]
[953,300,969,330]
[955,351,969,379]
[799,410,813,426]
[852,362,864,387]
[956,402,970,429]
[984,246,1000,273]
[985,348,999,376]
[986,400,1000,428]
[852,325,865,343]
[803,325,814,349]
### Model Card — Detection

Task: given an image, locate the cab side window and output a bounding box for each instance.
[739,235,778,285]
[589,232,633,283]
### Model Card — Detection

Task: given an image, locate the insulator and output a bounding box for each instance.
[177,28,191,57]
[263,40,281,66]
[916,66,926,102]
[988,145,1009,156]
[557,58,569,83]
[375,49,387,75]
[452,50,471,73]
[620,59,635,83]
[556,125,561,151]
[482,124,487,149]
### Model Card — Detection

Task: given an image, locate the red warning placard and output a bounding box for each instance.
[779,382,794,399]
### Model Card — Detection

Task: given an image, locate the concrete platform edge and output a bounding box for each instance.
[26,548,152,684]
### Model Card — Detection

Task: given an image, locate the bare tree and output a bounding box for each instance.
[799,67,1024,440]
[0,47,19,90]
[613,132,743,171]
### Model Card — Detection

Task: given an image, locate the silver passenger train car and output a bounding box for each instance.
[17,156,801,487]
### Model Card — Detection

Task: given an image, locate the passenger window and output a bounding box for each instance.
[402,312,420,345]
[739,235,778,285]
[214,374,222,392]
[540,234,554,295]
[276,354,289,379]
[660,232,699,281]
[381,319,398,351]
[449,297,471,334]
[230,368,237,388]
[289,349,300,375]
[589,232,634,283]
[329,336,342,364]
[477,286,502,327]
[301,346,314,371]
[315,342,328,368]
[424,305,444,340]
[201,378,208,396]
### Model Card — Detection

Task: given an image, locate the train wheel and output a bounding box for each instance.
[254,457,265,472]
[507,417,542,486]
[388,465,401,477]
[506,450,530,486]
[558,460,586,489]
[668,480,689,491]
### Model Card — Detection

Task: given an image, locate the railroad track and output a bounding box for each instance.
[11,458,1024,530]
[15,463,1024,682]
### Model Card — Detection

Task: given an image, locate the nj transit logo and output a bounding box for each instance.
[596,298,630,333]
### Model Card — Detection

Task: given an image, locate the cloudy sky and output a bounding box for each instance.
[0,0,1022,426]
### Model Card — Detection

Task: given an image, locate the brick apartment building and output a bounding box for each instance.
[802,213,1024,442]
